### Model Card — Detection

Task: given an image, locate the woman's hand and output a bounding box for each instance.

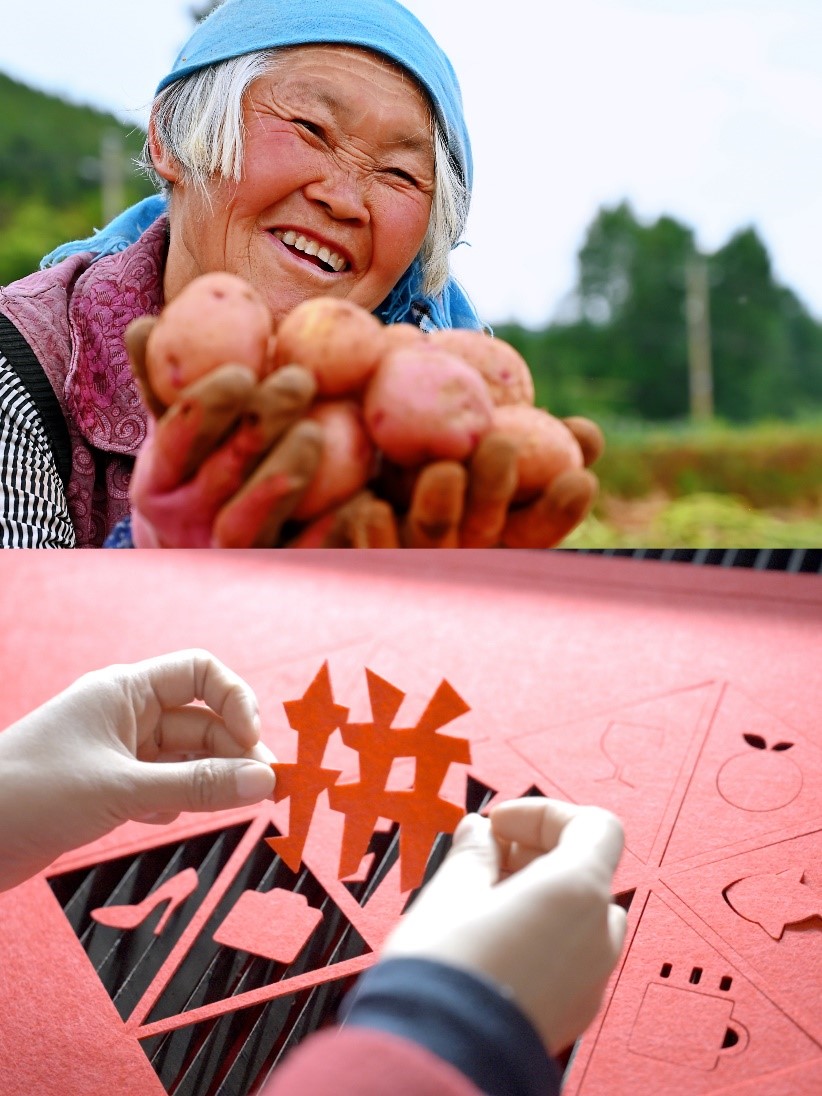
[403,419,601,549]
[292,420,602,548]
[0,650,276,892]
[127,317,323,548]
[383,798,627,1056]
[127,315,601,550]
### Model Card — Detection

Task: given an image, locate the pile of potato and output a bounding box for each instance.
[144,272,588,523]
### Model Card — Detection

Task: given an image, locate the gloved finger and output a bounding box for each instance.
[139,811,182,826]
[491,798,583,857]
[554,806,625,884]
[501,468,598,548]
[212,419,324,548]
[492,800,623,882]
[422,813,501,899]
[608,901,629,963]
[563,416,605,468]
[390,815,500,936]
[138,707,276,763]
[149,364,258,490]
[125,315,166,419]
[460,432,519,547]
[403,461,467,548]
[129,649,262,749]
[127,757,275,817]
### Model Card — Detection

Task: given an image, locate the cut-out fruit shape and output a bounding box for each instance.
[91,867,198,935]
[717,736,802,812]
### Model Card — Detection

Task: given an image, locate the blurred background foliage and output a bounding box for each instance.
[497,202,822,425]
[0,68,819,547]
[0,72,153,286]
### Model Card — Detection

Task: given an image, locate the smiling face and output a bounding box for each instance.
[153,46,436,329]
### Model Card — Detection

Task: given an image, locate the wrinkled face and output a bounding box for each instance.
[157,46,436,328]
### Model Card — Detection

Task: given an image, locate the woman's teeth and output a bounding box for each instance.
[273,230,348,272]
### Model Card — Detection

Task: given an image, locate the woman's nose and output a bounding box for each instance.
[303,165,370,224]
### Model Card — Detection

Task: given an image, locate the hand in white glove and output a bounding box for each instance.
[0,650,276,892]
[383,797,627,1056]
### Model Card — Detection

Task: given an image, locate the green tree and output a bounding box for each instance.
[574,203,696,420]
[499,202,822,423]
[0,72,153,287]
[710,228,822,420]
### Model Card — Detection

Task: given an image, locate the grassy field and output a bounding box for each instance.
[565,419,822,548]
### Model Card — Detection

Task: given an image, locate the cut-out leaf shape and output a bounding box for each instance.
[743,733,767,749]
[771,742,794,752]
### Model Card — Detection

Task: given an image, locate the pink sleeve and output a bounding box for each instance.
[260,1026,483,1096]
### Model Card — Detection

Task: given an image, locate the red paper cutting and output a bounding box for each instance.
[567,891,821,1094]
[91,868,198,935]
[267,664,471,892]
[724,867,821,941]
[212,889,323,963]
[662,684,822,864]
[664,826,822,1036]
[0,551,820,1095]
[265,661,345,871]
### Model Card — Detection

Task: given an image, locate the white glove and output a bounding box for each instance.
[383,797,627,1056]
[0,650,276,891]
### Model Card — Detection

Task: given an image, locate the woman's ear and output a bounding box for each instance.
[148,116,181,185]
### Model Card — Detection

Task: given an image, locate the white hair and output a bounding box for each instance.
[140,50,469,297]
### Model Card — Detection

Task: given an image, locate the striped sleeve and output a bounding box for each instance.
[0,353,75,548]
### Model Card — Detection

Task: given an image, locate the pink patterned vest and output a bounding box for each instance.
[0,217,168,546]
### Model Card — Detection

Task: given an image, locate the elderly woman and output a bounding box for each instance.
[0,0,598,548]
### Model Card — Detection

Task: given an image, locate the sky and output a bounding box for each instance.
[2,0,821,326]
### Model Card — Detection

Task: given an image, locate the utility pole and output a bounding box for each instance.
[685,254,714,422]
[100,130,126,227]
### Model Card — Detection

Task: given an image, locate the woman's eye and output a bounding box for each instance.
[293,118,323,137]
[386,168,419,185]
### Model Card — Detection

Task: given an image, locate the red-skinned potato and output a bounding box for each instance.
[492,404,584,503]
[429,329,535,407]
[382,322,427,353]
[274,297,386,397]
[290,399,376,521]
[364,345,495,467]
[145,272,274,408]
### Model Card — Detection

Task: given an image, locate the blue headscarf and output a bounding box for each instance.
[42,0,483,331]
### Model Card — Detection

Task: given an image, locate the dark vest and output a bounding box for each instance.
[0,218,168,546]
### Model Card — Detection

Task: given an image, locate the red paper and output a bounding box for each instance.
[212,889,323,963]
[0,551,819,1095]
[268,663,471,892]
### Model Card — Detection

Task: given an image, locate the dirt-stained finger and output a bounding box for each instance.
[563,416,605,468]
[213,419,324,548]
[125,315,166,419]
[151,364,258,488]
[460,432,519,547]
[403,462,468,548]
[336,493,401,548]
[245,366,318,445]
[288,491,400,548]
[501,468,598,549]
